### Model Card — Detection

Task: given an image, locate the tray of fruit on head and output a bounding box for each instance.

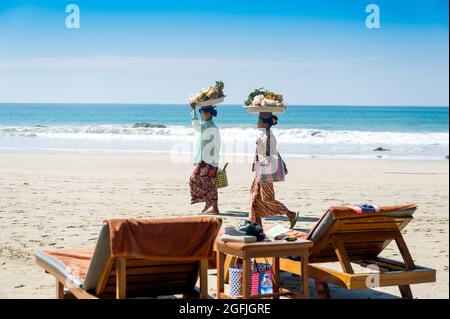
[189,81,226,108]
[243,88,287,114]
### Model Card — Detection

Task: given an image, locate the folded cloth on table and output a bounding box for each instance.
[221,234,257,243]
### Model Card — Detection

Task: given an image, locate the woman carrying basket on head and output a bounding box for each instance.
[249,113,299,228]
[188,81,225,215]
[189,102,221,215]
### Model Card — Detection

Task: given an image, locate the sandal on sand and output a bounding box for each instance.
[289,212,300,229]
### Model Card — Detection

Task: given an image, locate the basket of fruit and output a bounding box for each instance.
[189,81,226,108]
[243,88,286,114]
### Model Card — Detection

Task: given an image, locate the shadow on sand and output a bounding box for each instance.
[217,211,320,223]
[207,270,402,299]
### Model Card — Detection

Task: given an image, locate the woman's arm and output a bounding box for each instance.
[279,154,288,175]
[255,134,267,161]
[190,103,202,132]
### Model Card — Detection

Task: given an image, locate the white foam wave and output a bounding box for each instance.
[0,125,448,146]
[0,125,448,160]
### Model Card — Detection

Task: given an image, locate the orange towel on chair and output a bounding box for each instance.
[106,216,222,261]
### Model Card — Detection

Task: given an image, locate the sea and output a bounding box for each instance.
[0,104,448,160]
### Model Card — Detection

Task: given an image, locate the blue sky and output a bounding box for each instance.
[0,0,448,106]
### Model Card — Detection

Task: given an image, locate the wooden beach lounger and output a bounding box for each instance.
[278,204,436,298]
[35,217,222,299]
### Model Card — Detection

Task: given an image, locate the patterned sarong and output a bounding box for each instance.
[249,178,294,224]
[190,161,218,204]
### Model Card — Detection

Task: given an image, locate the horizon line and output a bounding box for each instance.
[0,102,448,108]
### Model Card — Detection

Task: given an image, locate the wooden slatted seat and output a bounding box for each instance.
[278,204,436,298]
[35,217,222,299]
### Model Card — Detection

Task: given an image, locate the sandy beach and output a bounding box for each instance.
[0,152,448,299]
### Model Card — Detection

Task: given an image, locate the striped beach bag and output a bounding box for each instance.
[253,129,285,184]
[254,155,285,184]
[228,259,273,297]
[217,163,229,189]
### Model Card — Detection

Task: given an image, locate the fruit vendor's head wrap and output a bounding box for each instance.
[200,106,218,117]
[259,113,278,127]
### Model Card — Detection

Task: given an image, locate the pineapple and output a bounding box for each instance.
[215,81,225,97]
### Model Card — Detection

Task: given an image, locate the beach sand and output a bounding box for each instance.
[0,152,448,299]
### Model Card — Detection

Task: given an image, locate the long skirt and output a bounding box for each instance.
[249,178,294,224]
[190,161,218,204]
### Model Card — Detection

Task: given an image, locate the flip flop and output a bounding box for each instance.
[289,212,300,229]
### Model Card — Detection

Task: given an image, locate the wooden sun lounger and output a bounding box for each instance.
[220,205,435,298]
[35,217,221,299]
[278,205,436,298]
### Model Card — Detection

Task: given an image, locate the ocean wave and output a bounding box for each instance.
[0,125,448,146]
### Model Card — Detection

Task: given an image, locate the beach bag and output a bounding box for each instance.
[228,259,273,297]
[217,163,229,188]
[253,129,285,184]
[255,155,285,184]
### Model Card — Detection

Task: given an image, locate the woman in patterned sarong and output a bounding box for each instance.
[249,114,299,228]
[189,102,221,215]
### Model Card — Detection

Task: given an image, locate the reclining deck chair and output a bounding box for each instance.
[278,204,436,298]
[35,216,222,299]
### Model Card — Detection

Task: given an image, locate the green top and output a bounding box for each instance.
[191,108,221,167]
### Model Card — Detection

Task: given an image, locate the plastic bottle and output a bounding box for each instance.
[260,274,273,295]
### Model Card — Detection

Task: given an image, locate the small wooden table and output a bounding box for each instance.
[216,238,313,299]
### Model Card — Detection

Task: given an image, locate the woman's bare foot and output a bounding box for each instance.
[201,202,213,213]
[203,207,220,215]
[202,202,220,215]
